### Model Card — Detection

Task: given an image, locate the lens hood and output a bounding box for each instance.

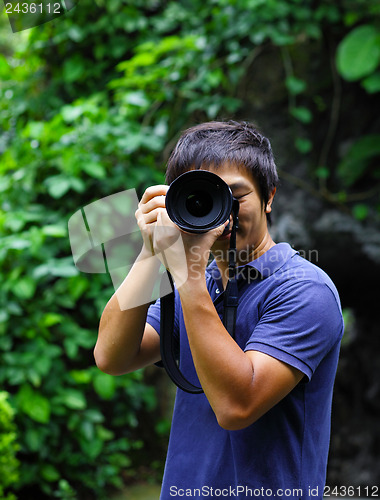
[166,170,233,233]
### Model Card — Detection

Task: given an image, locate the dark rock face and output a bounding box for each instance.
[236,34,380,485]
[270,168,380,487]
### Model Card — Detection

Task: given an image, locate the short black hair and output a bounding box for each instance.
[165,120,279,223]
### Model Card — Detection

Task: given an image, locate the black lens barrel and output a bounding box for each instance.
[166,170,233,233]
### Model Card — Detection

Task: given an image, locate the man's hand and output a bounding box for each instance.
[136,184,228,288]
[135,185,169,256]
[154,208,228,287]
[135,185,187,286]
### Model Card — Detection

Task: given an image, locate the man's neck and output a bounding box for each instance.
[213,234,276,290]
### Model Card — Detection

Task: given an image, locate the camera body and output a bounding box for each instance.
[166,170,234,233]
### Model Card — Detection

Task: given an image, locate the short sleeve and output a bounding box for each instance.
[146,291,181,340]
[146,298,162,335]
[244,280,344,381]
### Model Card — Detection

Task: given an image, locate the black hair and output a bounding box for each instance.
[165,120,278,223]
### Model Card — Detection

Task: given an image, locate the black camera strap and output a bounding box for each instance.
[160,200,240,394]
[160,271,204,394]
[222,199,240,339]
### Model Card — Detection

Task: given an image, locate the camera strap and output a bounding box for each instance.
[160,271,204,394]
[222,199,239,339]
[159,200,240,394]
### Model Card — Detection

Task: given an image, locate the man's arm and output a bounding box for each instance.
[153,210,304,431]
[94,248,161,375]
[178,281,304,430]
[95,185,170,375]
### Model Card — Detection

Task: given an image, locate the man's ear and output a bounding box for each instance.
[265,188,276,213]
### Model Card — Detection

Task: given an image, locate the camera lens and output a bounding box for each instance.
[185,191,213,218]
[166,170,233,233]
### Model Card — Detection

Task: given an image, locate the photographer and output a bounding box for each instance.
[95,121,343,499]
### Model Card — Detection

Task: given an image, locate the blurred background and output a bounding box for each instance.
[1,0,379,498]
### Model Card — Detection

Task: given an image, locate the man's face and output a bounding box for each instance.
[207,163,275,265]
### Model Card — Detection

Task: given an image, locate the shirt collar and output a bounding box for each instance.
[207,242,298,282]
[246,242,298,278]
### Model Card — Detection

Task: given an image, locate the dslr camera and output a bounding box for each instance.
[166,170,236,233]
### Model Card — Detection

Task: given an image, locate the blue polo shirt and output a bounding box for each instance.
[146,243,344,500]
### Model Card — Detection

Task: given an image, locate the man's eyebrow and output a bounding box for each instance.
[228,181,251,191]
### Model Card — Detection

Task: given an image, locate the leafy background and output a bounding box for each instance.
[1,0,380,498]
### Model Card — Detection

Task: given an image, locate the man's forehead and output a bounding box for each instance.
[206,163,259,188]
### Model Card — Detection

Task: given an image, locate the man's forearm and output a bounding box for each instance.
[178,280,255,426]
[94,249,161,375]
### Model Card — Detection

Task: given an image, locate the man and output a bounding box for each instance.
[95,121,344,499]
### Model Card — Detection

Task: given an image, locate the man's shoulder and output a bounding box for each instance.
[240,249,343,318]
[283,253,341,301]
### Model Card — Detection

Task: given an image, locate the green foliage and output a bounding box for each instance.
[0,154,161,497]
[334,16,380,220]
[338,135,380,187]
[0,392,20,500]
[1,0,380,497]
[1,31,166,497]
[337,24,380,86]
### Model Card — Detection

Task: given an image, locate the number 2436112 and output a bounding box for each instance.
[324,485,379,497]
[5,3,62,14]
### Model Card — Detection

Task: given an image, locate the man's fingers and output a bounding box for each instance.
[140,207,166,225]
[156,208,174,226]
[205,219,230,242]
[154,212,181,251]
[140,195,166,215]
[140,185,168,205]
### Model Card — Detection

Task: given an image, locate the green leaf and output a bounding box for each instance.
[3,236,31,251]
[67,26,84,43]
[16,385,51,424]
[352,204,369,221]
[61,104,83,122]
[24,428,44,452]
[40,313,63,327]
[96,425,114,441]
[42,224,67,237]
[23,121,45,140]
[33,258,78,279]
[285,76,306,95]
[11,277,36,300]
[59,389,87,410]
[82,161,106,179]
[337,25,380,81]
[67,276,89,300]
[0,54,11,78]
[41,464,60,482]
[80,419,94,441]
[80,436,103,459]
[93,372,117,400]
[290,106,313,123]
[69,370,92,384]
[63,56,86,83]
[4,213,27,232]
[44,175,71,199]
[83,409,104,424]
[338,134,380,186]
[362,71,380,94]
[124,91,150,107]
[315,167,330,179]
[295,137,312,153]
